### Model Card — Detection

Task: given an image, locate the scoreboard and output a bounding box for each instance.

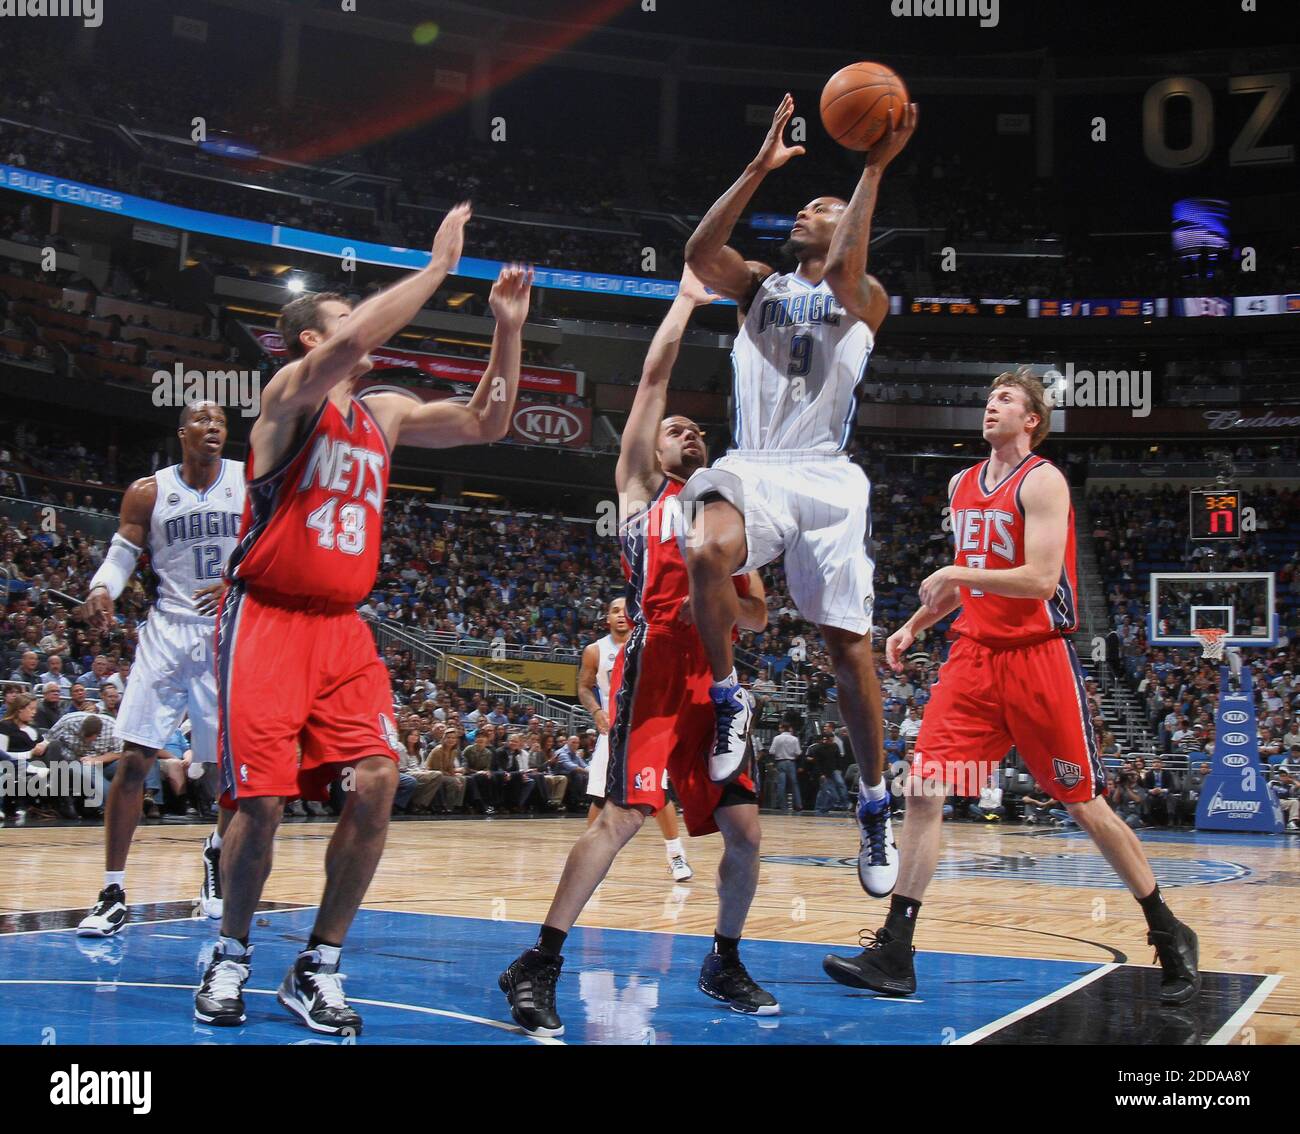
[1190,490,1242,540]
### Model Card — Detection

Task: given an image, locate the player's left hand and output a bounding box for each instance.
[865,102,919,171]
[193,581,227,617]
[489,263,534,330]
[918,566,959,612]
[677,264,718,307]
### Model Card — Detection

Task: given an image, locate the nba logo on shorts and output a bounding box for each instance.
[239,764,249,784]
[1052,758,1082,789]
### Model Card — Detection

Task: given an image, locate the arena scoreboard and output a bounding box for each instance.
[1190,490,1242,540]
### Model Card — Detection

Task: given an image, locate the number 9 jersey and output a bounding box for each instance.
[226,396,389,605]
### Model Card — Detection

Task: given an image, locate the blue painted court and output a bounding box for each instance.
[0,906,1270,1045]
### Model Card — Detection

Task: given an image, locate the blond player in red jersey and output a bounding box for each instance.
[195,203,535,1035]
[823,370,1200,1006]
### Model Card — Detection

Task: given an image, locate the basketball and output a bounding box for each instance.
[820,62,909,150]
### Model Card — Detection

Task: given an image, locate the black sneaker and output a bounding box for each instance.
[698,952,779,1015]
[278,949,363,1036]
[194,942,252,1026]
[76,885,128,937]
[499,948,564,1037]
[1148,921,1200,1005]
[198,836,222,920]
[822,927,917,996]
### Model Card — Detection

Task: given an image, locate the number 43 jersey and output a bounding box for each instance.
[227,397,389,605]
[730,270,873,453]
[149,458,246,619]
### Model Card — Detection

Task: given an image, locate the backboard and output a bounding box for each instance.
[1148,571,1278,648]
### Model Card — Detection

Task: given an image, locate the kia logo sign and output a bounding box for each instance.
[1223,710,1249,725]
[1223,753,1249,768]
[1224,732,1249,746]
[514,406,582,445]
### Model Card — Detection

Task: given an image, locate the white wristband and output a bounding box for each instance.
[88,534,143,601]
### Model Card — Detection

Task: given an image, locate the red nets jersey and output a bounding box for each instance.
[227,396,389,605]
[620,476,749,628]
[949,454,1078,647]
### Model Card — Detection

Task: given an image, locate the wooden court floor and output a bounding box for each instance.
[1,813,1296,1043]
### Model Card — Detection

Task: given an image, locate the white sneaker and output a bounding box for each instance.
[856,793,899,899]
[669,854,694,882]
[199,835,223,920]
[707,683,754,784]
[78,885,128,937]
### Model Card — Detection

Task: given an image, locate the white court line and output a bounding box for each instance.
[951,963,1119,1045]
[1207,974,1284,1045]
[0,905,311,939]
[0,980,562,1045]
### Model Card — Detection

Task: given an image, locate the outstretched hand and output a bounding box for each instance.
[489,263,534,329]
[753,92,806,172]
[865,102,918,170]
[430,201,472,270]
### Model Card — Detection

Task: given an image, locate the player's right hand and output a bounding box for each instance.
[753,93,806,172]
[885,625,914,672]
[677,264,718,307]
[78,586,115,633]
[430,201,472,270]
[865,102,919,171]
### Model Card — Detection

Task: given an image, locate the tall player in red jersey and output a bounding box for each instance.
[824,370,1200,1005]
[194,203,536,1034]
[499,268,772,1038]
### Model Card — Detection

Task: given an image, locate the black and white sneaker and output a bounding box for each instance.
[1149,921,1201,1006]
[698,952,779,1015]
[856,792,899,899]
[76,885,128,937]
[198,836,222,920]
[194,941,252,1026]
[277,948,362,1036]
[499,948,564,1037]
[707,682,754,784]
[669,854,694,882]
[822,926,917,996]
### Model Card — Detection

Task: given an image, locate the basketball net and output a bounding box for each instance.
[1192,628,1227,661]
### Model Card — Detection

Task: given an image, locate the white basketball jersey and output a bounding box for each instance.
[593,633,622,708]
[731,271,873,452]
[148,460,246,619]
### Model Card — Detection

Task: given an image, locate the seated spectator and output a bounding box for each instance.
[0,692,57,819]
[973,776,1005,821]
[8,649,41,688]
[1109,771,1147,829]
[1142,757,1176,826]
[423,726,467,812]
[34,681,65,730]
[461,728,497,814]
[38,654,72,695]
[551,733,589,805]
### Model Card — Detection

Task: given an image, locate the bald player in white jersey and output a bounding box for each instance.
[684,95,918,900]
[76,401,246,936]
[579,597,693,882]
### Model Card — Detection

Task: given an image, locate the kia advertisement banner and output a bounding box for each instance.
[1195,667,1284,833]
[246,326,582,396]
[356,379,592,449]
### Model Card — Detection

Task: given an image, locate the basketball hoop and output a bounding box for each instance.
[1192,628,1227,661]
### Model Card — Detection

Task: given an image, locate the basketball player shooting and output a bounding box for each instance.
[823,371,1200,1005]
[682,94,917,899]
[195,203,534,1035]
[579,596,694,882]
[75,401,244,936]
[500,267,772,1037]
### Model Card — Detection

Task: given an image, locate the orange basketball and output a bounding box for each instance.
[820,62,909,151]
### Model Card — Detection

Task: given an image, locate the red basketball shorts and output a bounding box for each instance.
[216,585,399,806]
[603,623,755,837]
[912,634,1105,804]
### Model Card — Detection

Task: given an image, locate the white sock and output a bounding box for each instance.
[219,934,249,958]
[105,870,125,890]
[664,838,684,860]
[862,779,888,804]
[209,830,223,851]
[713,668,739,689]
[313,943,342,966]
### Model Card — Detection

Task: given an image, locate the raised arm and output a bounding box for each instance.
[823,103,917,335]
[684,93,806,310]
[615,266,716,499]
[78,477,155,632]
[369,265,533,450]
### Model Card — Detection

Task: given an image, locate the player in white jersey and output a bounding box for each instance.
[579,597,693,882]
[75,401,246,936]
[683,94,917,899]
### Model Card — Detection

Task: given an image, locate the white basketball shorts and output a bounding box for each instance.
[678,449,874,636]
[116,610,218,762]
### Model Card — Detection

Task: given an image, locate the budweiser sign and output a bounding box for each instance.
[1203,409,1300,431]
[247,326,581,396]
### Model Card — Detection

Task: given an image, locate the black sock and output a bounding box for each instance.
[1137,886,1177,933]
[884,894,922,945]
[713,932,740,960]
[536,925,567,957]
[308,934,341,952]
